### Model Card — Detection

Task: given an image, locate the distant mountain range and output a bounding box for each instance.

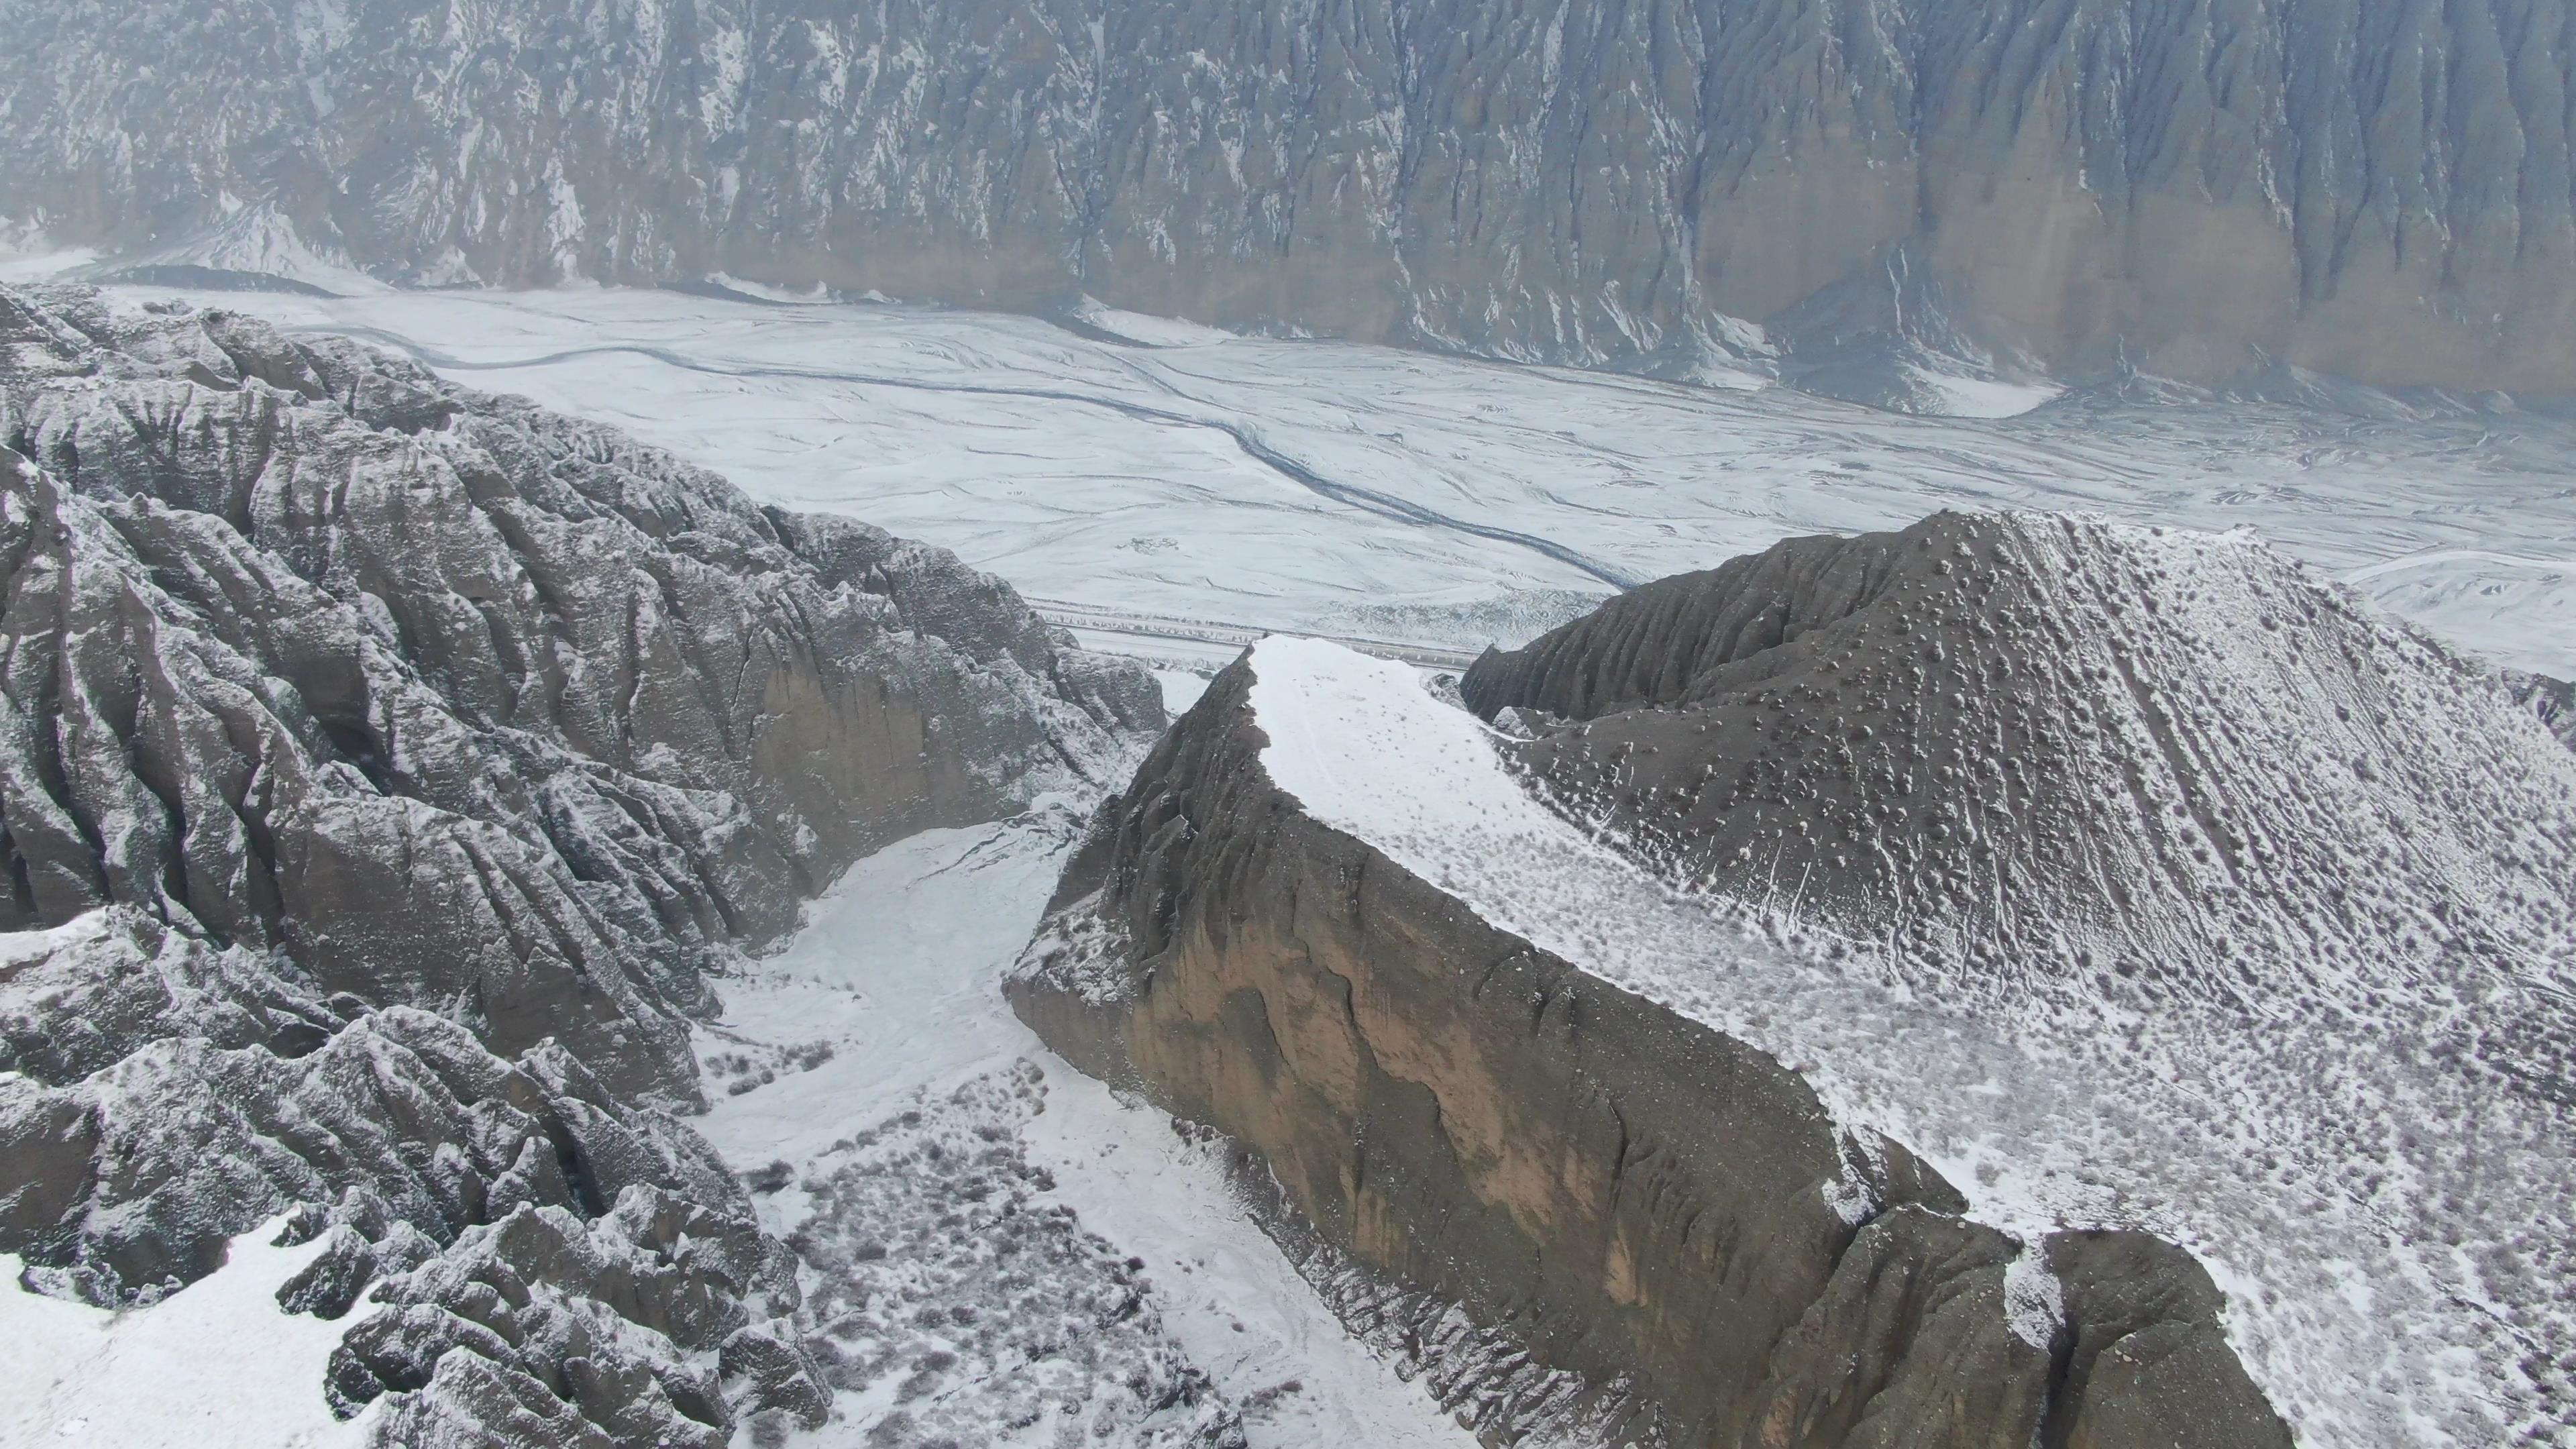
[5,0,2575,401]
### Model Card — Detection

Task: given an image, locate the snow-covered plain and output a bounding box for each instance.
[98,281,2576,679]
[1247,636,2566,1449]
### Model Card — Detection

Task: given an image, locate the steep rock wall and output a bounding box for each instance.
[5,0,2576,391]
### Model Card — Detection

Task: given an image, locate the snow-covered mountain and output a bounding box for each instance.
[1462,512,2576,1027]
[5,0,2576,397]
[1016,519,2576,1448]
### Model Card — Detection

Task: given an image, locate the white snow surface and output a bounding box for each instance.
[0,1214,376,1448]
[696,815,1478,1449]
[1899,364,2064,419]
[109,284,2576,678]
[1069,297,1236,347]
[0,246,97,282]
[1153,669,1214,715]
[93,206,393,294]
[1243,635,2567,1449]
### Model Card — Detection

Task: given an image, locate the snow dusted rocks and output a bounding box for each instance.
[0,995,804,1444]
[1011,642,2292,1449]
[1460,511,2576,1024]
[771,1065,1245,1448]
[0,280,1157,1103]
[0,283,1163,1444]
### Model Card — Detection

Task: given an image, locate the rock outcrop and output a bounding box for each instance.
[6,0,2576,394]
[1010,653,2291,1449]
[0,282,1159,1102]
[0,282,1164,1444]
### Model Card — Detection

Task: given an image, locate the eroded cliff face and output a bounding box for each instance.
[1009,660,2288,1449]
[0,284,1165,1445]
[4,0,2575,393]
[0,283,1160,1102]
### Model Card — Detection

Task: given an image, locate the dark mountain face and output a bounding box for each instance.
[1458,511,2576,1034]
[0,283,1165,1444]
[3,0,2574,394]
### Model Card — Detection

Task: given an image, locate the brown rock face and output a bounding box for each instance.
[1010,659,2288,1449]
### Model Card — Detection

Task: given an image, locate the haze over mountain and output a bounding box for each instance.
[7,0,2576,400]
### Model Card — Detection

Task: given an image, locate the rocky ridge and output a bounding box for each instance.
[6,0,2576,396]
[0,282,1165,1444]
[1017,517,2576,1446]
[1011,645,2293,1449]
[1453,513,2576,1441]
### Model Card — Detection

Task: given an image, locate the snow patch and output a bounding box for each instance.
[1902,364,2063,418]
[2002,1246,2064,1352]
[0,1215,375,1448]
[94,205,390,295]
[0,908,111,968]
[0,246,99,282]
[706,271,835,305]
[1155,668,1214,715]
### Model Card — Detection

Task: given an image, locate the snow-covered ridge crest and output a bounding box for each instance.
[1247,548,2574,1447]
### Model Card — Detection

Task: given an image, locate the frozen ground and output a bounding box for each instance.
[86,280,2576,679]
[1246,636,2569,1449]
[693,810,1477,1448]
